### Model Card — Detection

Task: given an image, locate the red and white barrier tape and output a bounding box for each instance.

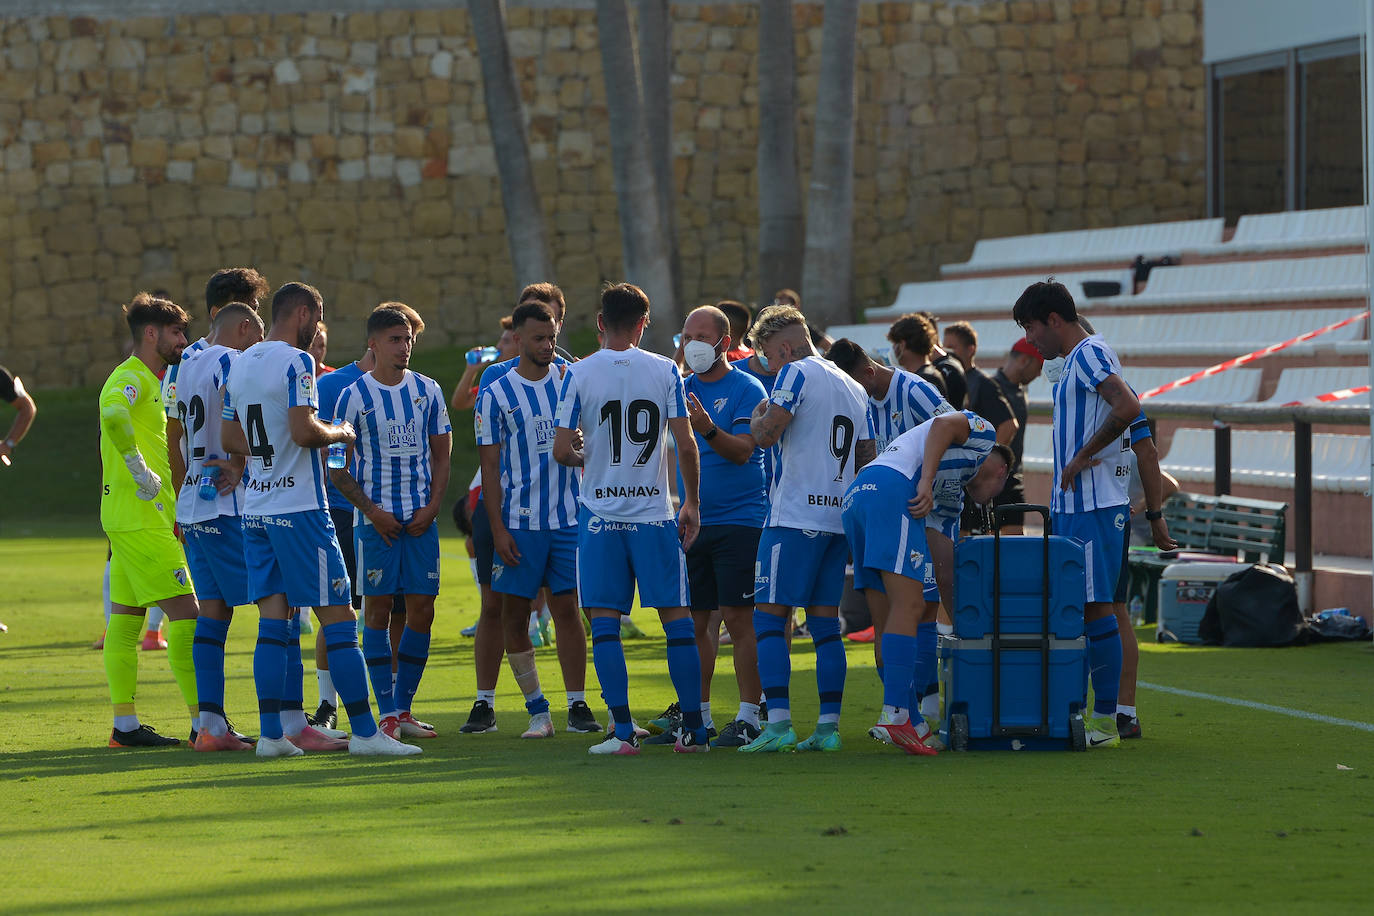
[1282,385,1371,407]
[1139,309,1370,401]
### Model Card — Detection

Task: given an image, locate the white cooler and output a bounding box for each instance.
[1156,561,1250,644]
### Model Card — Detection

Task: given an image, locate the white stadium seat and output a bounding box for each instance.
[1024,366,1263,405]
[1258,366,1372,405]
[1161,428,1371,494]
[1021,423,1053,474]
[864,268,1134,321]
[1126,254,1367,308]
[940,218,1225,277]
[825,323,898,364]
[1188,205,1367,257]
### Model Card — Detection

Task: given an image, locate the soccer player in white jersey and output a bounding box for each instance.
[1014,280,1143,750]
[553,282,710,755]
[478,301,600,737]
[740,304,875,753]
[330,306,452,741]
[167,303,282,751]
[222,282,418,757]
[842,412,1010,753]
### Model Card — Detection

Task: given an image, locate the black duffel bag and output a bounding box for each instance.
[1198,564,1309,647]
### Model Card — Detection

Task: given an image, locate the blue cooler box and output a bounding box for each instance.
[953,534,1087,639]
[940,635,1088,750]
[1156,561,1249,644]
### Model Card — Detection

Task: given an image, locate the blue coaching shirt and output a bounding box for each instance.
[677,367,768,528]
[316,360,366,511]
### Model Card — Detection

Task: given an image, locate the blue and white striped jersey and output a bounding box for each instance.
[766,355,873,534]
[476,364,580,530]
[223,341,327,516]
[555,347,686,523]
[333,369,452,526]
[866,410,997,515]
[174,343,244,524]
[869,367,953,452]
[162,336,208,419]
[1051,336,1130,513]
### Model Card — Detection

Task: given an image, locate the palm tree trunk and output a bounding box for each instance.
[595,0,678,350]
[637,0,681,307]
[757,0,804,307]
[469,0,552,291]
[800,0,859,328]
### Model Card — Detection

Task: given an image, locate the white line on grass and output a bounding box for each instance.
[1138,681,1374,733]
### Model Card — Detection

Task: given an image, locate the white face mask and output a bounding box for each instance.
[1043,357,1064,384]
[756,350,771,371]
[683,337,721,374]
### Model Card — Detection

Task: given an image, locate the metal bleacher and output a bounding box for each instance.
[1124,253,1367,308]
[1186,205,1366,258]
[939,218,1225,277]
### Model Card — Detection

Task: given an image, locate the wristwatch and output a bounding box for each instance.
[702,425,719,441]
[1145,509,1163,521]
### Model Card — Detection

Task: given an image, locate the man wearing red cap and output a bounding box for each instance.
[990,338,1044,533]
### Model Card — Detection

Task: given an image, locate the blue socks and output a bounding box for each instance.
[254,618,288,740]
[754,610,790,722]
[394,627,430,714]
[282,614,305,723]
[192,617,229,728]
[663,617,705,737]
[323,620,378,738]
[880,632,917,712]
[1086,614,1123,718]
[362,624,396,717]
[590,616,633,740]
[808,615,846,723]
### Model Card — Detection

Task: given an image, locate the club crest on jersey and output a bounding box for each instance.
[173,568,187,586]
[492,564,504,580]
[909,549,925,569]
[891,409,902,425]
[413,396,427,411]
[331,576,348,595]
[367,568,383,587]
[122,384,138,404]
[713,397,728,413]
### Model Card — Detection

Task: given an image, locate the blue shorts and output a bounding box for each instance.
[577,508,689,613]
[492,526,578,600]
[1052,505,1129,604]
[355,520,441,597]
[754,525,848,609]
[842,468,933,596]
[243,510,352,609]
[182,515,251,607]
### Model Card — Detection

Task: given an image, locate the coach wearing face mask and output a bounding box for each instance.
[669,305,769,748]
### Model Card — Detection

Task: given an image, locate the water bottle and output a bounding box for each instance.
[466,346,500,365]
[1128,595,1144,626]
[326,420,348,470]
[197,454,220,501]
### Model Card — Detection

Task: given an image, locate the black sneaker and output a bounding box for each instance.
[459,700,498,734]
[224,717,255,745]
[307,700,337,731]
[1117,713,1142,739]
[109,724,179,748]
[710,718,762,748]
[646,723,715,745]
[647,702,680,734]
[673,728,712,753]
[566,701,603,734]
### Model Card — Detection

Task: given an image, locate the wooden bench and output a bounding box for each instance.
[1125,492,1287,622]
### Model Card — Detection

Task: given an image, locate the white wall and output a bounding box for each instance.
[1205,0,1363,63]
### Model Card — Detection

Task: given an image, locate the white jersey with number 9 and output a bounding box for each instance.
[223,339,328,516]
[766,355,872,534]
[554,347,685,523]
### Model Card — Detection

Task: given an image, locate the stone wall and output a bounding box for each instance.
[0,0,1207,387]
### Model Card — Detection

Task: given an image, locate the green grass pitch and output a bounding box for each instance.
[2,525,1373,914]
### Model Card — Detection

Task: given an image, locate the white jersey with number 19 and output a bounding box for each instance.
[766,355,873,534]
[223,340,328,516]
[554,347,685,523]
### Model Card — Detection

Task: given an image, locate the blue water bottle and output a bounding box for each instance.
[327,420,348,470]
[466,346,500,365]
[198,454,220,500]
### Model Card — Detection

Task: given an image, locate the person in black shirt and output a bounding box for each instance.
[989,338,1044,533]
[885,313,949,399]
[916,311,967,409]
[943,323,1017,532]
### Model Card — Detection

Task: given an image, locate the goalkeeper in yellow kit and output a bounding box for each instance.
[99,292,201,747]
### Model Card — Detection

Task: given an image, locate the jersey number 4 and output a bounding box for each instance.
[245,403,276,469]
[598,399,661,467]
